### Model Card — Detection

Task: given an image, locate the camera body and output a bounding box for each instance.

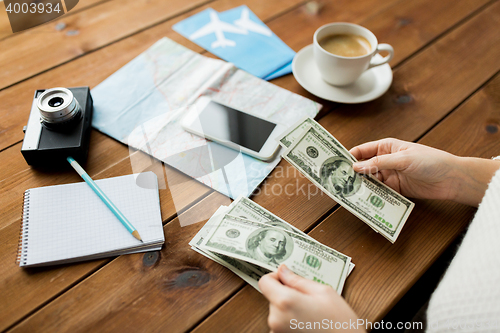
[21,87,93,166]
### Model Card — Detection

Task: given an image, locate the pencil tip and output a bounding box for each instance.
[132,230,143,242]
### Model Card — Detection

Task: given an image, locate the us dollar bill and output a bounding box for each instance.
[190,198,354,292]
[199,215,351,293]
[221,196,355,275]
[283,125,414,243]
[190,197,305,248]
[224,197,354,274]
[190,206,230,248]
[190,199,300,284]
[226,196,310,237]
[278,117,356,163]
[190,203,271,290]
[191,246,264,291]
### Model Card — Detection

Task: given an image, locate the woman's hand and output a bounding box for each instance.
[349,138,458,201]
[259,265,365,333]
[349,138,500,207]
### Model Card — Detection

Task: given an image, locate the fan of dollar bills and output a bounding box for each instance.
[190,196,354,293]
[278,117,415,243]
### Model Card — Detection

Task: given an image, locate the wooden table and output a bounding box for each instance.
[1,0,499,331]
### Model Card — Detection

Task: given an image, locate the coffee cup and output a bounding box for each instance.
[313,23,394,86]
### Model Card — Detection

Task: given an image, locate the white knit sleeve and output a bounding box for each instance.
[426,168,500,332]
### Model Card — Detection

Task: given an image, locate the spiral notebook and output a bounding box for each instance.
[17,172,165,267]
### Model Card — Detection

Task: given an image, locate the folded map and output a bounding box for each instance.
[91,38,321,199]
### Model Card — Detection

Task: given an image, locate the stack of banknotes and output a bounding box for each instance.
[278,117,415,243]
[190,196,354,293]
[190,117,414,291]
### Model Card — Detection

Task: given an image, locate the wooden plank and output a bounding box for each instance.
[0,0,309,152]
[0,140,213,332]
[192,71,500,333]
[7,174,338,332]
[417,75,500,157]
[194,201,476,333]
[0,0,317,228]
[190,4,500,332]
[0,0,322,330]
[11,2,500,329]
[1,132,128,229]
[267,0,492,110]
[269,0,492,66]
[313,1,500,150]
[0,0,326,238]
[317,70,500,322]
[0,0,108,40]
[3,0,498,331]
[0,0,213,90]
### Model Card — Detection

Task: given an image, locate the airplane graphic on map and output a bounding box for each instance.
[189,8,272,48]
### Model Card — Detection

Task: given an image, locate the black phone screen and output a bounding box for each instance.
[198,101,277,152]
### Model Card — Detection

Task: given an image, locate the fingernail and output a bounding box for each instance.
[280,265,291,276]
[353,161,366,169]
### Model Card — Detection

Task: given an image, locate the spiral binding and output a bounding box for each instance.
[16,190,30,266]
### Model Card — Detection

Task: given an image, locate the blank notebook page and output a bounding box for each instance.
[21,172,164,266]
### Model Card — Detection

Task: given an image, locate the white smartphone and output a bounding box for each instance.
[181,97,286,161]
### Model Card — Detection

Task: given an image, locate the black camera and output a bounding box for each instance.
[21,87,93,166]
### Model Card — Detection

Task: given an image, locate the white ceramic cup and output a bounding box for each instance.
[313,23,394,86]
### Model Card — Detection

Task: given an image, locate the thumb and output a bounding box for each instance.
[353,153,407,174]
[278,265,325,295]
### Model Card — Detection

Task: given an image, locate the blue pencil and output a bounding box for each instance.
[67,157,143,242]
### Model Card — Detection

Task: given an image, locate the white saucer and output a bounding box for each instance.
[292,44,393,104]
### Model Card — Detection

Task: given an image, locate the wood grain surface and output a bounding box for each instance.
[0,148,212,332]
[0,0,212,89]
[0,0,397,152]
[191,4,500,331]
[0,0,310,151]
[0,0,313,330]
[191,71,500,333]
[1,0,499,331]
[0,0,108,40]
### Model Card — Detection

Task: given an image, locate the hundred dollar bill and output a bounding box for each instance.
[190,200,293,282]
[199,215,351,292]
[191,198,354,291]
[225,197,356,268]
[226,196,308,236]
[190,203,271,290]
[278,117,356,162]
[191,246,264,291]
[190,197,305,248]
[190,206,230,248]
[194,239,353,292]
[283,125,414,243]
[223,197,354,274]
[279,118,378,235]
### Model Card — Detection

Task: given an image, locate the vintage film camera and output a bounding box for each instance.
[21,87,93,166]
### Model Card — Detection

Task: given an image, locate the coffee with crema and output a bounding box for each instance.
[319,34,371,57]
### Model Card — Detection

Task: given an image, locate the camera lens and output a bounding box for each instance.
[48,97,64,108]
[37,88,81,128]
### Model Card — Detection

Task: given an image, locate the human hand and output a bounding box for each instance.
[259,265,365,333]
[349,138,500,207]
[349,138,458,201]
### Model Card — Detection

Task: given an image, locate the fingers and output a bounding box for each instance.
[268,304,289,333]
[353,152,408,174]
[349,138,403,161]
[277,265,327,295]
[259,271,300,303]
